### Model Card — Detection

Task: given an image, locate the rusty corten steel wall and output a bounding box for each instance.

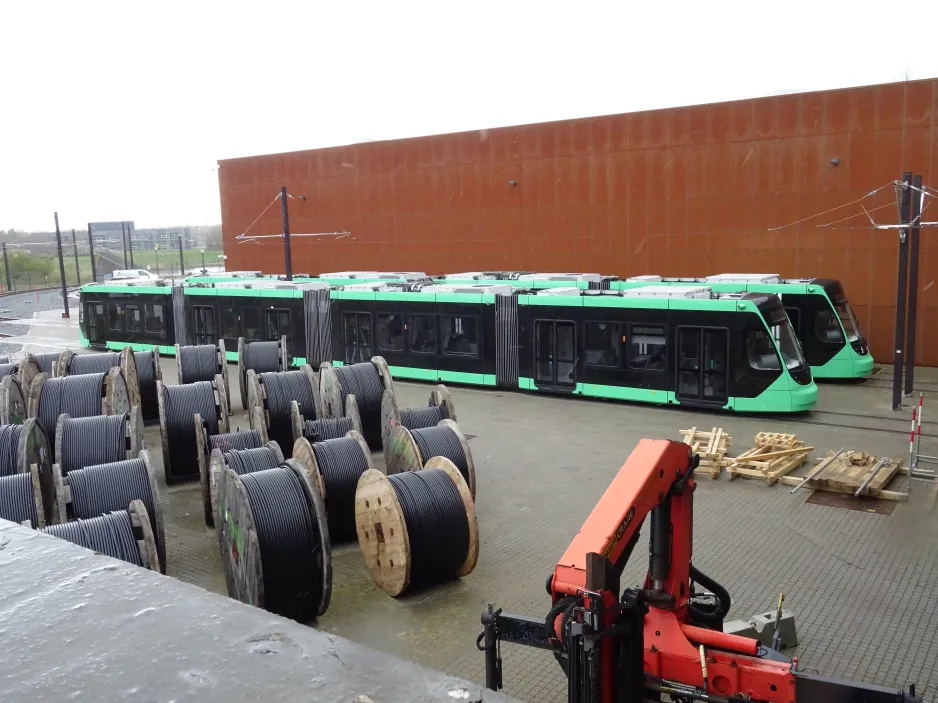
[219,79,938,365]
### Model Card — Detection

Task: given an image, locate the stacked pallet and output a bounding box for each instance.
[779,450,905,500]
[679,427,732,478]
[727,432,812,484]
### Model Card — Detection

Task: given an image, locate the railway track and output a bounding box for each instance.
[789,408,936,439]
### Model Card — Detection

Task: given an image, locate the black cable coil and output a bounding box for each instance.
[163,381,218,480]
[0,424,23,477]
[134,351,158,421]
[400,404,446,431]
[0,362,15,380]
[333,362,383,449]
[179,344,219,384]
[224,444,281,476]
[260,371,316,458]
[43,510,143,567]
[411,425,469,486]
[311,436,368,542]
[243,341,281,375]
[240,465,324,621]
[209,429,262,454]
[303,417,353,442]
[38,373,106,445]
[69,352,120,375]
[0,355,8,364]
[33,353,60,375]
[388,469,469,590]
[0,473,39,527]
[67,457,160,555]
[59,414,127,476]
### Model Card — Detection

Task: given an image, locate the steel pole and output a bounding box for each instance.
[121,222,129,268]
[54,213,70,318]
[281,186,292,281]
[71,229,81,285]
[128,224,135,267]
[2,242,11,292]
[177,235,184,278]
[87,224,97,282]
[904,174,922,395]
[892,172,912,411]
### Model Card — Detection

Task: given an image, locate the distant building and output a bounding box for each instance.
[132,227,194,250]
[89,221,134,249]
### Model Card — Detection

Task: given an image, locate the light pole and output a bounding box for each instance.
[155,244,160,277]
[200,249,206,273]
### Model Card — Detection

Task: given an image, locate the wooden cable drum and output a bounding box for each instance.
[380,385,457,466]
[59,449,165,573]
[15,354,42,395]
[247,365,320,460]
[157,375,229,484]
[53,406,144,476]
[385,419,476,498]
[217,458,331,621]
[176,341,230,413]
[28,369,130,456]
[0,375,27,425]
[291,430,373,543]
[319,356,393,450]
[0,362,16,382]
[355,457,478,597]
[41,499,160,571]
[31,352,60,377]
[196,421,263,526]
[202,437,280,528]
[133,350,162,423]
[58,347,142,411]
[0,355,8,363]
[0,418,54,526]
[0,465,47,528]
[290,397,362,445]
[238,336,288,410]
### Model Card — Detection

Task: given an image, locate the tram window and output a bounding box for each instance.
[814,308,845,344]
[108,303,125,331]
[408,314,437,354]
[243,308,262,341]
[585,322,620,368]
[126,304,142,332]
[377,314,404,351]
[746,330,781,370]
[784,307,801,337]
[145,303,163,333]
[628,325,666,371]
[266,309,292,342]
[441,315,479,357]
[342,312,372,362]
[221,306,241,339]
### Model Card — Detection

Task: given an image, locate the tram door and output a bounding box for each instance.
[675,327,728,404]
[84,302,106,345]
[193,305,216,345]
[343,312,372,364]
[534,320,576,390]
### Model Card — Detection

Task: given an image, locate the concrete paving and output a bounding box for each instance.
[16,309,938,701]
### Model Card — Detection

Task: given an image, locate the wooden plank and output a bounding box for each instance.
[747,446,815,462]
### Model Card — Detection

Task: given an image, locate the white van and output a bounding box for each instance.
[109,269,160,281]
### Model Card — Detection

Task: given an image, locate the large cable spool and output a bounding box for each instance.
[28,369,130,452]
[380,385,457,465]
[355,458,478,597]
[217,459,331,621]
[0,355,8,364]
[31,352,60,377]
[0,375,27,425]
[195,423,263,524]
[201,439,281,528]
[15,354,42,395]
[247,365,321,460]
[291,430,374,543]
[157,375,229,484]
[290,397,361,445]
[0,362,16,381]
[176,341,230,412]
[0,467,45,527]
[133,350,161,422]
[385,419,476,498]
[237,336,288,410]
[0,419,51,479]
[57,347,142,411]
[41,499,160,571]
[53,406,144,476]
[319,356,393,450]
[59,450,165,572]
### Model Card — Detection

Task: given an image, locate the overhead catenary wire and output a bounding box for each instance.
[58,413,127,476]
[42,510,143,568]
[0,473,39,527]
[37,373,107,443]
[332,362,383,449]
[311,436,369,542]
[388,469,470,590]
[239,465,325,621]
[259,371,316,458]
[163,381,219,481]
[0,424,23,477]
[178,344,220,384]
[411,425,470,486]
[303,417,353,442]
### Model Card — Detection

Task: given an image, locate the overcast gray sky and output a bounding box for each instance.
[2,1,936,232]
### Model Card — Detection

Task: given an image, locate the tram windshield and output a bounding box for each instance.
[758,297,807,371]
[828,284,861,342]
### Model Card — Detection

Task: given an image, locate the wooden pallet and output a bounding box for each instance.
[727,433,812,484]
[790,450,904,498]
[680,427,732,478]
